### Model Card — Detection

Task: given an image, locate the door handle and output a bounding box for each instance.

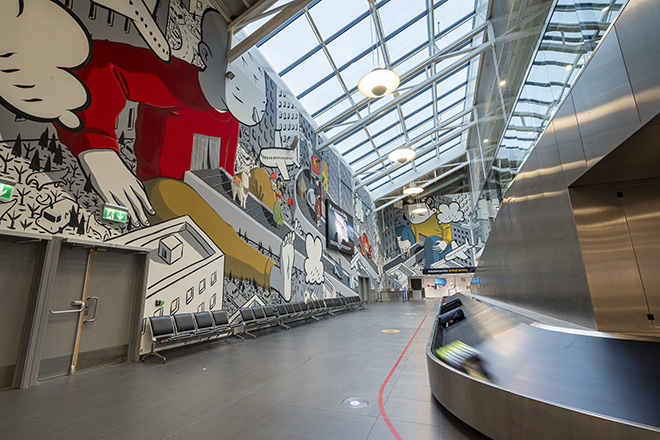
[84,297,99,323]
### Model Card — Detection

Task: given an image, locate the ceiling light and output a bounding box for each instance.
[403,186,424,195]
[499,79,506,87]
[358,68,400,98]
[483,138,489,143]
[565,64,572,71]
[410,203,428,215]
[388,148,415,164]
[602,6,609,12]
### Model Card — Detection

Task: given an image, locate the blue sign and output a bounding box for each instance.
[434,278,446,286]
[471,276,481,284]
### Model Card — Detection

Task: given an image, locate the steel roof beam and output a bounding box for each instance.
[373,161,469,210]
[315,19,489,134]
[227,0,315,63]
[355,126,469,190]
[352,107,472,177]
[316,41,492,152]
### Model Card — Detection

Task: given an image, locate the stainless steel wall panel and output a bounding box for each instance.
[551,94,588,186]
[572,115,660,187]
[570,184,651,331]
[614,0,660,125]
[618,182,660,325]
[542,189,595,328]
[474,0,660,331]
[517,151,548,310]
[571,30,641,168]
[535,124,564,192]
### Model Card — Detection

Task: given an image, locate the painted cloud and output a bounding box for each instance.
[436,202,465,224]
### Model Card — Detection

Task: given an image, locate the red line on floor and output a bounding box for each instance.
[378,303,436,440]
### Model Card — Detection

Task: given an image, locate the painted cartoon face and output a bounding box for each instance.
[198,10,265,126]
[409,208,435,224]
[225,52,266,126]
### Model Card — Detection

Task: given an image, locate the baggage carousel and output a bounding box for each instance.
[426,293,660,439]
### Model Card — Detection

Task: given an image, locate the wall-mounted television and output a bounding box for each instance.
[434,278,447,286]
[326,199,355,256]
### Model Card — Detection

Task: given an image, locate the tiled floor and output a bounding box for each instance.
[0,300,488,440]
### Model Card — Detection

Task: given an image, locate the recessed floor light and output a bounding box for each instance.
[342,397,369,408]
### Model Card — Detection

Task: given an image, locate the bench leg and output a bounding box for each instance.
[244,330,257,339]
[141,351,166,364]
[310,316,320,321]
[328,311,336,317]
[226,332,244,342]
[279,322,291,330]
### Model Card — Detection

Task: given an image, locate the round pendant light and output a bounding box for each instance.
[358,68,400,98]
[403,185,423,195]
[410,203,428,215]
[388,148,415,164]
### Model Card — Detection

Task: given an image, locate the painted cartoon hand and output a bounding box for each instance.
[78,150,155,227]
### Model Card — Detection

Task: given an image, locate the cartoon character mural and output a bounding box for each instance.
[382,194,484,288]
[0,0,377,319]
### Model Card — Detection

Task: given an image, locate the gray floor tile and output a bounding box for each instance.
[93,412,198,440]
[0,301,489,440]
[386,382,435,403]
[255,404,323,435]
[170,418,243,439]
[0,419,58,440]
[367,417,441,440]
[300,411,377,440]
[25,426,97,440]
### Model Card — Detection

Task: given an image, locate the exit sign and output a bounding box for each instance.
[102,204,129,223]
[0,178,16,202]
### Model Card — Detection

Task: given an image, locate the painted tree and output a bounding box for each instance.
[0,152,13,174]
[77,215,86,235]
[15,187,31,205]
[12,165,27,184]
[83,177,93,193]
[26,202,40,218]
[11,134,22,157]
[118,131,126,146]
[6,210,20,230]
[28,149,40,172]
[19,219,33,230]
[48,135,58,153]
[23,143,35,160]
[53,144,63,165]
[68,205,79,229]
[38,128,49,149]
[43,156,51,172]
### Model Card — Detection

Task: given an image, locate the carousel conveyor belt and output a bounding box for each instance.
[427,293,660,439]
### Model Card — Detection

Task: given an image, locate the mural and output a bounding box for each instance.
[0,0,380,320]
[379,194,485,289]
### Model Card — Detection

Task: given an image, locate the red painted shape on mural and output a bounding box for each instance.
[55,40,240,182]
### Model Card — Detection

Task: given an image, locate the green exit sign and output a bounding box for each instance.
[0,179,16,202]
[102,204,129,223]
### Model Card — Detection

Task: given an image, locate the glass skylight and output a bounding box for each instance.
[250,0,480,200]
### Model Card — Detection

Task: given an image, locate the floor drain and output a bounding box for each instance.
[342,397,369,408]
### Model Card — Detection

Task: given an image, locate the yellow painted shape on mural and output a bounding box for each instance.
[249,167,277,209]
[382,329,400,333]
[406,313,417,315]
[410,213,453,243]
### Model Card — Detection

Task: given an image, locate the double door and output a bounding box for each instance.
[38,245,144,380]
